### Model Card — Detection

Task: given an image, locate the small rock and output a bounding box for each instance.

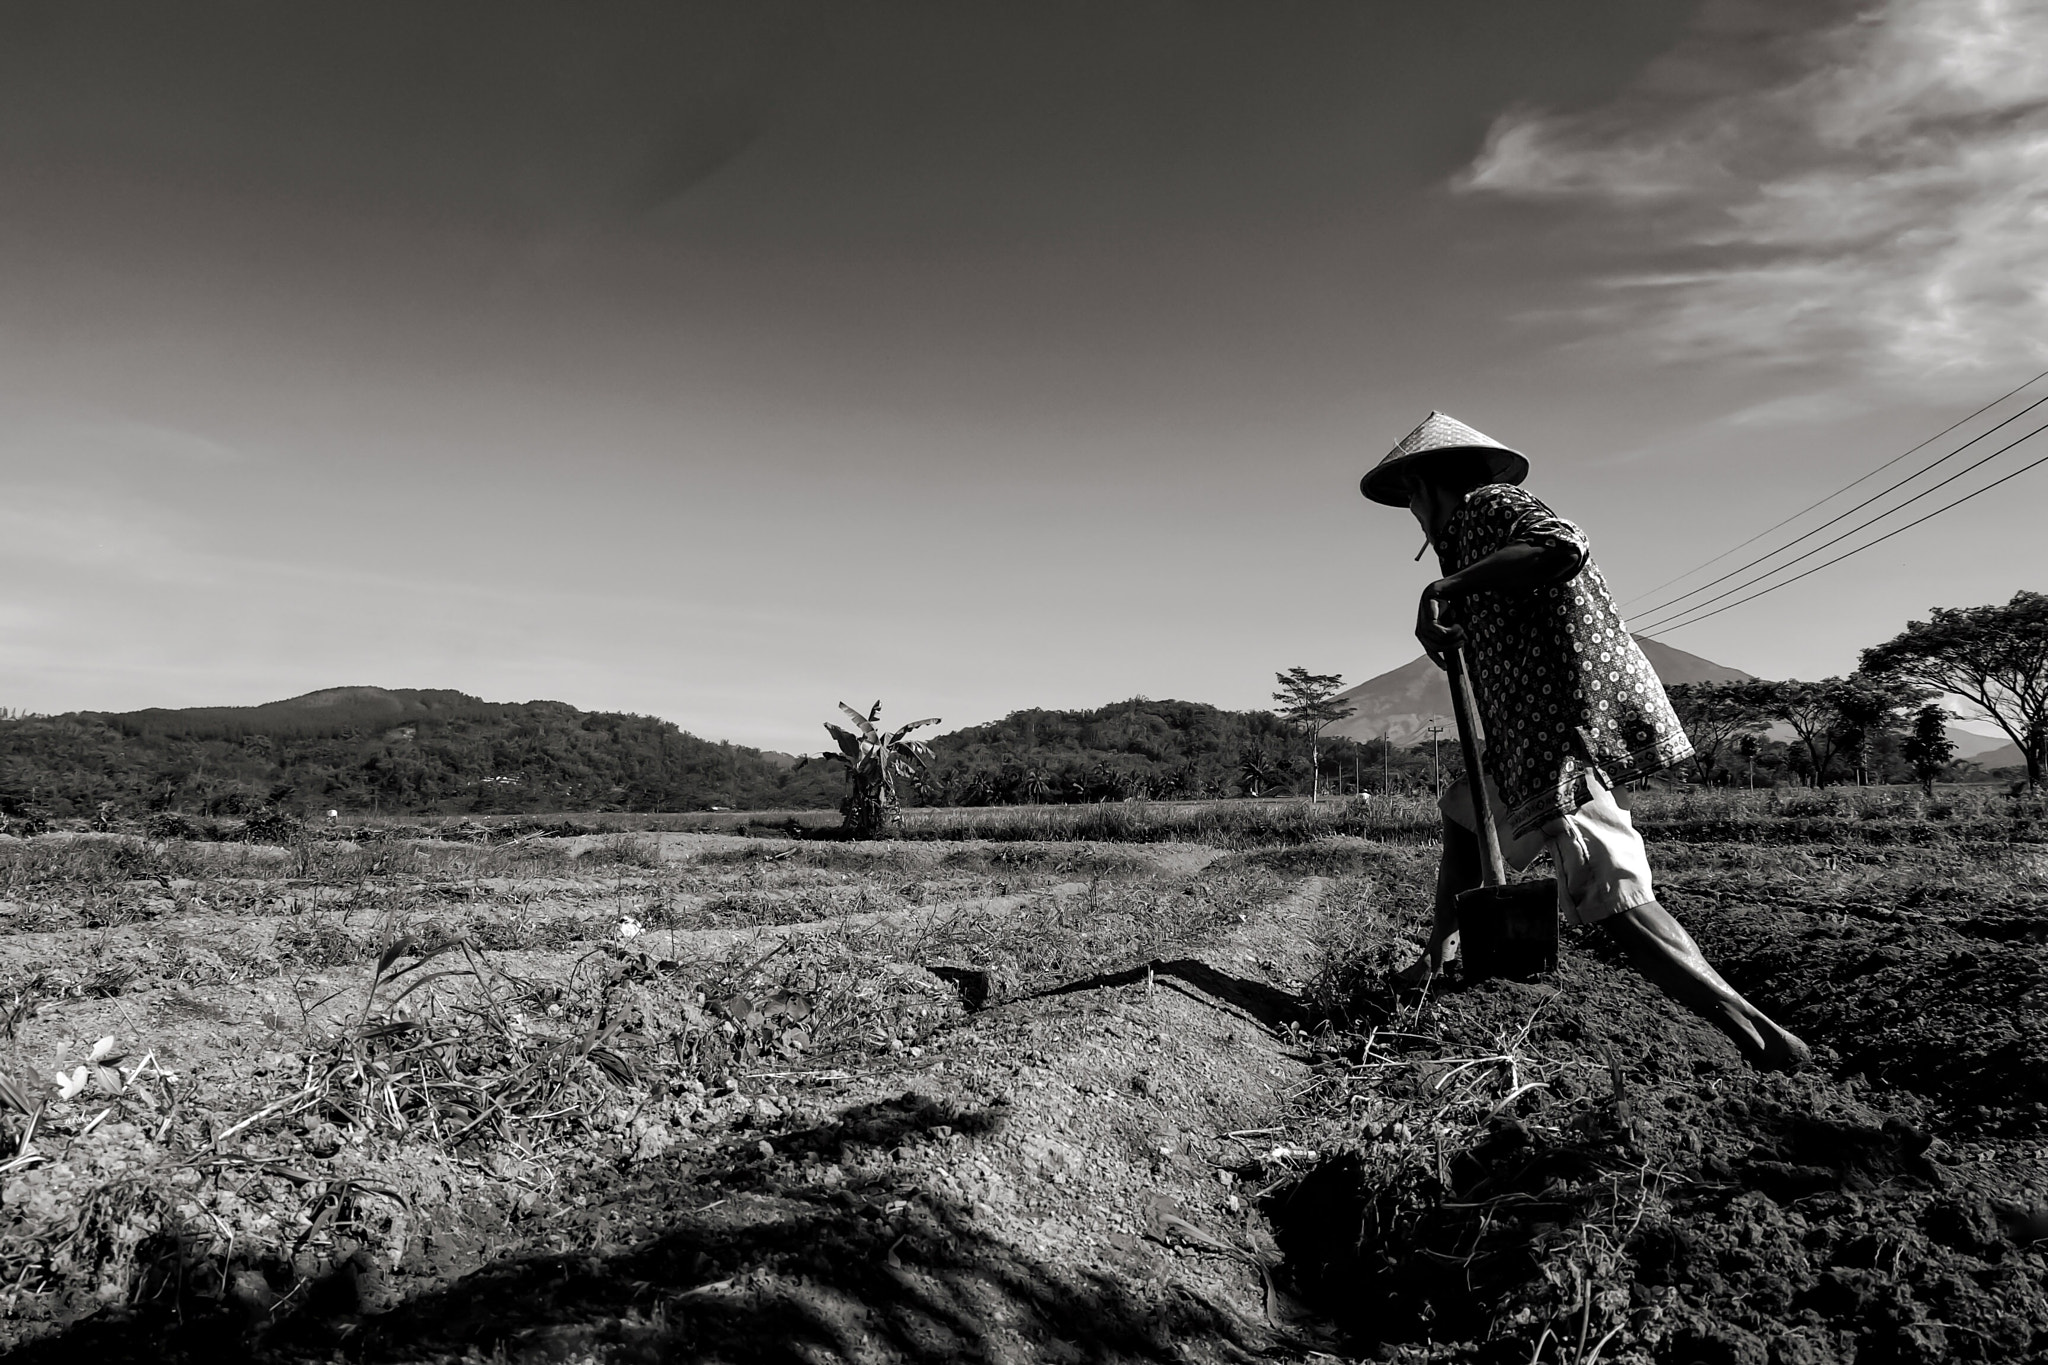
[632,1121,676,1163]
[302,1122,345,1159]
[1995,1199,2048,1244]
[227,1268,280,1321]
[1768,1330,1831,1365]
[1926,1196,2007,1257]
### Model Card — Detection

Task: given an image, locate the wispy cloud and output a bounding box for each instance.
[1457,0,2048,378]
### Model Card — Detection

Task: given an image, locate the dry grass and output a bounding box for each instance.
[885,785,2044,847]
[0,832,1287,1331]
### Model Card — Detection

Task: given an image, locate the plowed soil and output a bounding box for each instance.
[0,824,2040,1363]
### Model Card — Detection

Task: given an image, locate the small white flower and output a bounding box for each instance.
[54,1066,89,1100]
[618,917,645,941]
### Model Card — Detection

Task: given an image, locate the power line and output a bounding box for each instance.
[1634,414,2048,633]
[1643,444,2048,639]
[1618,367,2048,610]
[1627,388,2048,625]
[1641,426,2048,639]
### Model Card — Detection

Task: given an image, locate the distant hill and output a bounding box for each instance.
[924,698,1298,803]
[1324,637,1751,746]
[11,672,2017,823]
[1958,739,2026,772]
[0,687,840,819]
[1944,728,2019,762]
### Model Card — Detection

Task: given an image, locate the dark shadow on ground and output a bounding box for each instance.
[1018,958,1306,1032]
[8,1093,1278,1364]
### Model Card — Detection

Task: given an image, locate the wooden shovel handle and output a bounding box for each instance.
[1445,646,1508,888]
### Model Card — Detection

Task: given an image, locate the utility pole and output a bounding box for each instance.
[1426,721,1445,797]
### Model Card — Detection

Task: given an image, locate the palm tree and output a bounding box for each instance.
[1018,765,1055,805]
[811,702,941,838]
[1237,744,1276,797]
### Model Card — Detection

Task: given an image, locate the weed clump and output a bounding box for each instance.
[142,812,204,841]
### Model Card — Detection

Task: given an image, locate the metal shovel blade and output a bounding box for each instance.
[1458,879,1559,981]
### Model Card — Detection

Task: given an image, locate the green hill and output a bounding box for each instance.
[0,686,1452,823]
[921,697,1416,803]
[0,687,839,819]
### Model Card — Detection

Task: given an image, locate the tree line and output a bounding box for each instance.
[0,689,841,822]
[2,593,2036,823]
[911,591,2048,810]
[1666,590,2046,791]
[917,694,1448,807]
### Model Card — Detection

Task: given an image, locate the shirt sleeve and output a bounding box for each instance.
[1468,484,1590,577]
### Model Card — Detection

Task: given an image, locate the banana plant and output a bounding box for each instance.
[812,701,941,838]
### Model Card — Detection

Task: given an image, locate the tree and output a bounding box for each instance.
[809,702,941,838]
[1236,743,1277,797]
[1861,591,2048,789]
[1272,667,1356,804]
[1758,680,1844,786]
[1666,681,1771,785]
[1016,764,1055,804]
[1900,704,1957,797]
[1755,675,1916,787]
[1828,674,1921,786]
[1736,733,1761,788]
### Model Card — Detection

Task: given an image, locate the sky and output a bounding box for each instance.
[1,0,2043,753]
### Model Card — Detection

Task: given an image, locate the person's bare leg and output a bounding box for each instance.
[1396,816,1480,984]
[1604,901,1811,1071]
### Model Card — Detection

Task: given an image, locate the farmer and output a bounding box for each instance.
[1362,411,1809,1072]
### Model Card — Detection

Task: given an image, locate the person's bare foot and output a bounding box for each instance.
[1752,1019,1812,1073]
[1718,1001,1811,1072]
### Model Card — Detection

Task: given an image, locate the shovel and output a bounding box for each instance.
[1445,644,1559,980]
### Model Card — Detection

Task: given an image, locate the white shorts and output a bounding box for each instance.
[1439,772,1656,927]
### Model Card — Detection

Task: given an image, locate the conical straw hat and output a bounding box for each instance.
[1359,410,1529,506]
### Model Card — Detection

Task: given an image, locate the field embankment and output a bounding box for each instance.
[321,785,2048,849]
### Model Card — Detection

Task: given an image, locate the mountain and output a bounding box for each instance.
[1324,637,1752,746]
[1945,727,2019,761]
[1958,739,2025,771]
[0,687,841,818]
[924,698,1296,803]
[112,686,492,740]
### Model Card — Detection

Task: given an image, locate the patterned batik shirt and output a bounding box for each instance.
[1436,483,1693,839]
